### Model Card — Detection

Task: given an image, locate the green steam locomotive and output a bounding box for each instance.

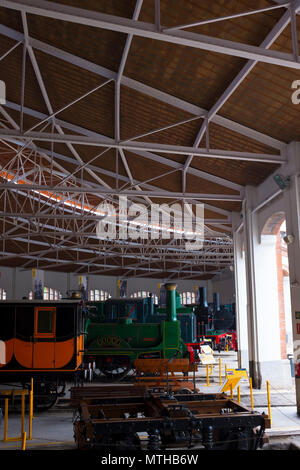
[83,283,196,380]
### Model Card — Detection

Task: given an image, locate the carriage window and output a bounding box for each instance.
[34,307,56,337]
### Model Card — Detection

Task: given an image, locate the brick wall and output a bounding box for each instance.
[276,232,287,359]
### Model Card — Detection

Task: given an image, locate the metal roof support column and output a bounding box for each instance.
[232,211,249,370]
[243,188,262,388]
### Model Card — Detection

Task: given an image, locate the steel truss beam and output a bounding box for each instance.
[3,101,244,194]
[8,1,290,276]
[0,24,285,152]
[0,130,285,164]
[0,136,234,241]
[163,3,290,32]
[0,238,233,264]
[0,249,225,276]
[0,212,232,224]
[3,0,300,70]
[182,1,298,177]
[0,184,242,201]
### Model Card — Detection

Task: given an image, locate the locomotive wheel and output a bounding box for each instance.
[101,356,132,382]
[33,382,66,411]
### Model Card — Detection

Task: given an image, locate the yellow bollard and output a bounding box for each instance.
[230,383,233,399]
[210,364,213,375]
[21,393,25,437]
[29,378,33,440]
[3,398,8,442]
[249,377,254,410]
[21,432,27,450]
[219,357,222,386]
[206,364,210,386]
[266,381,272,426]
[225,363,228,380]
[237,385,241,403]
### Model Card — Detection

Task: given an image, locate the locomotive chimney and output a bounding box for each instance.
[165,283,177,322]
[213,292,220,311]
[198,286,208,307]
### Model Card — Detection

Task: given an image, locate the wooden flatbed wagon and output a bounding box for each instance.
[71,385,270,451]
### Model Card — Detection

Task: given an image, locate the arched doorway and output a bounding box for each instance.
[261,213,292,362]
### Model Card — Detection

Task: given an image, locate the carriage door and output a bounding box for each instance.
[33,307,56,368]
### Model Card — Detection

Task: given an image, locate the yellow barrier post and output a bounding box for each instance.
[1,388,31,443]
[237,385,241,403]
[210,364,213,375]
[230,383,233,399]
[267,380,272,426]
[249,377,254,410]
[225,363,228,379]
[21,432,27,450]
[3,398,8,442]
[21,393,25,437]
[29,378,33,440]
[206,364,210,386]
[219,357,222,386]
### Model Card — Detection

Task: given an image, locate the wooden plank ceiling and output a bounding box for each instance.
[0,0,295,279]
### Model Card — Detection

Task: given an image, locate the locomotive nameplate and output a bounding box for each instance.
[97,336,122,348]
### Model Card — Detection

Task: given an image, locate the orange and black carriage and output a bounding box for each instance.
[0,300,86,409]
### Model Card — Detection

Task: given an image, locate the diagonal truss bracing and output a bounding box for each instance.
[0,0,296,278]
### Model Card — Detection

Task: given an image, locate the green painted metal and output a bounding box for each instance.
[84,287,189,370]
[165,283,177,322]
[85,319,187,363]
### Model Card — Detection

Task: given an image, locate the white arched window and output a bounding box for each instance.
[180,292,195,305]
[0,288,6,300]
[89,290,111,301]
[130,291,158,304]
[29,288,61,300]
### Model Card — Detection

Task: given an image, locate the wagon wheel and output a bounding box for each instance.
[33,382,66,411]
[34,394,58,411]
[101,356,132,382]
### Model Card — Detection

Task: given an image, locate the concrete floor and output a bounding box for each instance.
[0,352,299,451]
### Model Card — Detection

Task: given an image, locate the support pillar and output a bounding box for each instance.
[78,275,89,301]
[243,188,261,388]
[12,267,16,299]
[232,212,249,369]
[32,268,44,300]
